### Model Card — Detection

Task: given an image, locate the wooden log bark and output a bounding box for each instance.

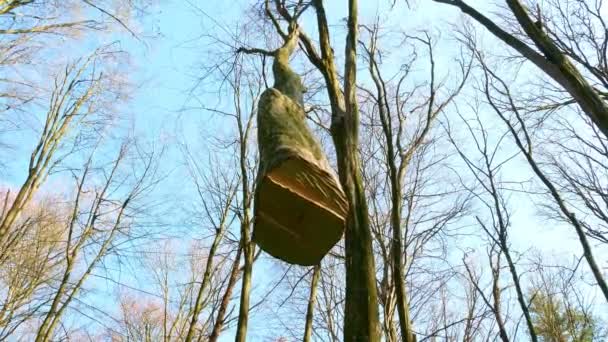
[253,26,347,266]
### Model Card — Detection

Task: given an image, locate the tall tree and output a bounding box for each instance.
[303,264,321,342]
[236,0,381,339]
[360,22,470,341]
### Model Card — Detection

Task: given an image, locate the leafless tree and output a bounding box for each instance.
[0,47,126,261]
[477,46,608,303]
[433,0,608,139]
[0,192,65,340]
[445,103,540,340]
[33,139,159,342]
[237,1,382,339]
[181,147,239,342]
[345,19,473,340]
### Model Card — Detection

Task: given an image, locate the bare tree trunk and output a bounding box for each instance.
[487,170,538,341]
[303,265,321,342]
[490,255,510,342]
[390,192,416,342]
[209,247,242,342]
[235,235,252,342]
[234,87,255,342]
[336,1,381,340]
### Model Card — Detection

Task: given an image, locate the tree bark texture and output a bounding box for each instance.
[253,26,348,266]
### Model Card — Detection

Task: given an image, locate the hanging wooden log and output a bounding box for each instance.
[252,26,347,266]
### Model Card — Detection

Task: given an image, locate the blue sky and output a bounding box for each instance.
[121,1,604,338]
[124,0,585,252]
[3,0,607,339]
[89,0,608,338]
